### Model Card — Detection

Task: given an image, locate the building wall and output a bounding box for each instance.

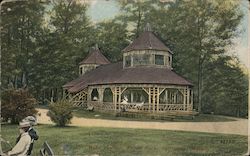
[79,64,99,75]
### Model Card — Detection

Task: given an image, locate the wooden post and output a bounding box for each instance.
[187,88,190,111]
[98,88,104,103]
[114,87,117,112]
[174,91,176,104]
[152,88,155,113]
[118,87,121,111]
[169,90,173,104]
[165,89,168,104]
[183,88,186,111]
[87,87,93,103]
[131,91,134,103]
[148,88,151,112]
[191,89,193,111]
[157,87,159,112]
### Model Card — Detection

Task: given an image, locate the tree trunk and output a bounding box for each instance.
[197,57,203,113]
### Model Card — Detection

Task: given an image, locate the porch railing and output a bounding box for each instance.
[87,101,187,112]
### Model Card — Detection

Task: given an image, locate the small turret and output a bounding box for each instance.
[79,44,110,75]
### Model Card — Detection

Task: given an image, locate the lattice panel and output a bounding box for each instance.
[187,105,193,111]
[103,102,115,110]
[70,91,87,107]
[120,103,150,112]
[88,102,115,111]
[73,101,87,107]
[158,104,184,111]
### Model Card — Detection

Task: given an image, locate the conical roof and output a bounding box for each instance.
[79,45,110,65]
[123,24,172,53]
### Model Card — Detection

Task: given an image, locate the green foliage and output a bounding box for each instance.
[48,0,94,79]
[202,56,248,117]
[32,0,95,101]
[1,0,94,102]
[47,100,74,127]
[1,88,37,124]
[118,0,156,38]
[1,0,247,117]
[118,0,247,116]
[95,19,129,62]
[1,0,45,89]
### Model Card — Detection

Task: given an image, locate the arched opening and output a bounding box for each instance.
[91,88,99,101]
[159,88,184,104]
[103,88,113,102]
[121,88,148,103]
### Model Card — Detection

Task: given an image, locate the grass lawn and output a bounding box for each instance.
[1,124,247,156]
[73,108,236,122]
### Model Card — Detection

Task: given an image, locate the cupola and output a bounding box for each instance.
[122,23,173,69]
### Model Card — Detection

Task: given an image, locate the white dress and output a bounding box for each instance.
[8,132,31,156]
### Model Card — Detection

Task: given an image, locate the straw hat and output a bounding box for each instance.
[19,121,30,128]
[23,116,37,126]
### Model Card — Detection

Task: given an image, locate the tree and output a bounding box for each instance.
[119,0,156,38]
[95,19,129,62]
[39,0,94,101]
[2,0,95,102]
[1,88,37,124]
[47,100,74,127]
[154,0,243,112]
[117,0,246,114]
[1,0,45,89]
[202,56,248,117]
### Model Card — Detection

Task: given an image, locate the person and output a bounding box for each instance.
[7,121,31,156]
[21,116,39,156]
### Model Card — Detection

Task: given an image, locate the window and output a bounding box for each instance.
[125,56,131,67]
[141,54,150,64]
[133,55,142,65]
[91,88,99,101]
[133,54,150,66]
[155,55,164,65]
[103,88,113,102]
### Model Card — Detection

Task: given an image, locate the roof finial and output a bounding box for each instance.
[144,23,152,32]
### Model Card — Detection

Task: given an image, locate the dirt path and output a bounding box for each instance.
[37,108,248,136]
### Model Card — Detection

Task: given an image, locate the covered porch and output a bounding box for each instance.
[82,84,193,114]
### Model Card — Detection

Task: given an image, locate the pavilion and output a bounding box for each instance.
[63,24,194,115]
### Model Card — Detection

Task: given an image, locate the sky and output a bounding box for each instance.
[86,0,249,68]
[87,0,120,22]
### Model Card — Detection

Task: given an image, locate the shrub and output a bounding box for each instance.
[47,100,73,127]
[2,88,37,124]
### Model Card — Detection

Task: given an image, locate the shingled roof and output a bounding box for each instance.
[79,46,110,65]
[123,24,172,53]
[63,62,193,93]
